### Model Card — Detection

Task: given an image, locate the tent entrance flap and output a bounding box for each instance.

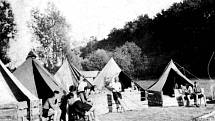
[32,62,54,103]
[162,68,192,96]
[118,72,132,90]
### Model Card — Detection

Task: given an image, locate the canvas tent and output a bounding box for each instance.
[80,71,99,83]
[0,60,38,105]
[54,58,92,92]
[92,58,146,114]
[54,58,78,91]
[13,55,65,103]
[93,58,132,90]
[147,60,193,106]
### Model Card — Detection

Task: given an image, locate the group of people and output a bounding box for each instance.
[41,74,130,121]
[42,76,100,121]
[179,81,207,107]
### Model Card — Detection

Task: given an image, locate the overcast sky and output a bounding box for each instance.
[7,0,182,67]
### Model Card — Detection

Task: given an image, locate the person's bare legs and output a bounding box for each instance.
[86,105,100,121]
[203,94,207,106]
[57,109,62,121]
[194,94,198,106]
[116,103,119,112]
[181,95,185,106]
[53,109,61,121]
[117,98,130,111]
[199,94,207,106]
[185,95,191,106]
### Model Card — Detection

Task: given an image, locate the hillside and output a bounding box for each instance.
[80,0,215,79]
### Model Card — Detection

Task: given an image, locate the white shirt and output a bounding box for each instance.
[111,82,122,92]
[78,81,87,92]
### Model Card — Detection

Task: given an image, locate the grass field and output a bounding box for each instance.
[98,104,215,121]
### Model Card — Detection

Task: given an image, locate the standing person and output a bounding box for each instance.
[42,90,62,121]
[78,76,88,103]
[60,90,68,121]
[110,76,130,112]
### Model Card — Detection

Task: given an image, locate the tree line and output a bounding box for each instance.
[80,0,215,79]
[1,0,215,80]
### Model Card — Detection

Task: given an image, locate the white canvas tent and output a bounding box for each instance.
[92,58,144,114]
[54,59,78,92]
[80,71,99,83]
[93,58,121,90]
[54,58,93,92]
[147,60,193,106]
[0,60,38,105]
[93,58,132,90]
[148,60,193,93]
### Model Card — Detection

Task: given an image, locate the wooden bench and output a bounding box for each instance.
[0,101,28,121]
[174,89,185,106]
[174,88,207,107]
[0,100,42,121]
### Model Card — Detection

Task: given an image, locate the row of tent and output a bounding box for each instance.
[0,51,196,108]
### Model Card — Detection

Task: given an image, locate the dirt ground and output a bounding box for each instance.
[98,104,215,121]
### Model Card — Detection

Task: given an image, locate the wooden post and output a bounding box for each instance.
[107,94,112,112]
[144,90,148,101]
[39,99,43,120]
[29,101,32,121]
[160,91,163,106]
[29,99,43,121]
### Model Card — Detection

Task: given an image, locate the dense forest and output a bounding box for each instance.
[80,0,215,79]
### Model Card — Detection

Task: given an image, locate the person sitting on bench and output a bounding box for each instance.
[191,81,207,107]
[183,84,193,106]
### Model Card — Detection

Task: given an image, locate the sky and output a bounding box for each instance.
[7,0,183,67]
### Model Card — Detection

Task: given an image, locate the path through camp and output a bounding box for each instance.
[98,104,215,121]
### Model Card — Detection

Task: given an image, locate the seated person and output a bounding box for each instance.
[182,84,193,106]
[191,81,207,107]
[67,85,100,121]
[42,90,62,121]
[177,84,186,105]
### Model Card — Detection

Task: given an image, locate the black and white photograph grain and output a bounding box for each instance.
[1,0,215,121]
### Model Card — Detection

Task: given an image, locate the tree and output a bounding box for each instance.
[80,36,98,58]
[67,48,83,70]
[82,49,110,71]
[113,42,146,77]
[0,1,16,64]
[30,3,71,74]
[113,47,133,76]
